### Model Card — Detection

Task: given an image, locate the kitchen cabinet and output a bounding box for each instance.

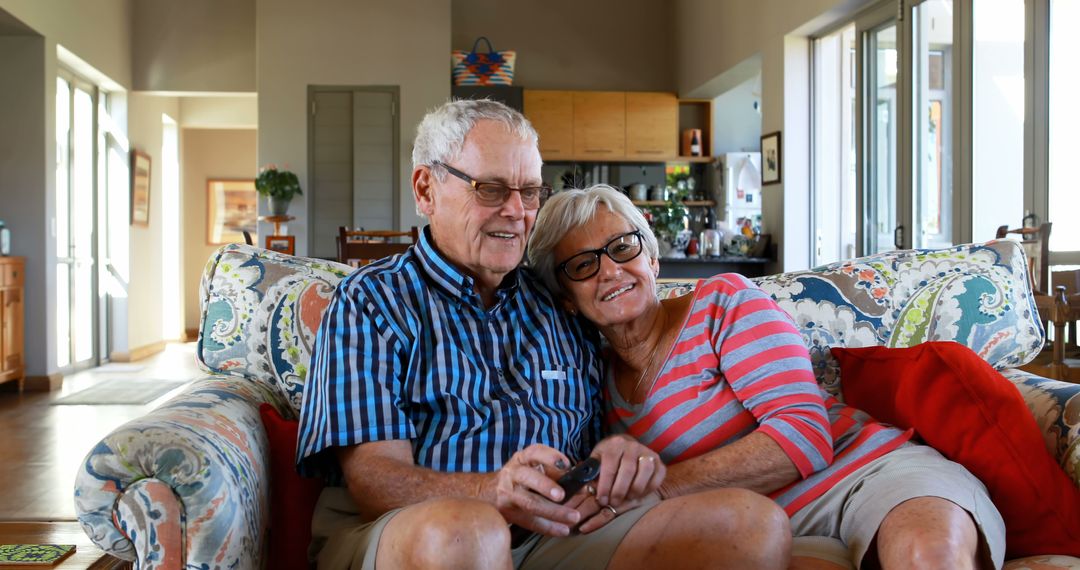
[572,91,625,158]
[523,90,574,160]
[0,257,24,392]
[626,92,678,159]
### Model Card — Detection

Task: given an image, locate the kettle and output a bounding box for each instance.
[628,183,649,202]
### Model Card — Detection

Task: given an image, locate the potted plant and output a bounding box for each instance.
[255,165,303,216]
[645,185,689,256]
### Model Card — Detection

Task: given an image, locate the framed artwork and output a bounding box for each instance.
[130,150,151,226]
[265,235,295,255]
[760,131,782,186]
[207,179,257,245]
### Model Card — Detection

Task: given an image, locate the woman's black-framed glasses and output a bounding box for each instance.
[557,231,644,282]
[431,161,552,210]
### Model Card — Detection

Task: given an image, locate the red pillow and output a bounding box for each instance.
[259,403,324,570]
[832,342,1080,558]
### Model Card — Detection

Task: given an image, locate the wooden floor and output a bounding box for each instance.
[0,343,203,521]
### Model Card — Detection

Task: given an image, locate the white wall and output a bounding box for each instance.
[132,0,255,92]
[256,0,450,256]
[0,35,53,377]
[452,0,673,92]
[0,0,132,88]
[180,95,258,129]
[126,94,181,354]
[713,73,762,154]
[182,128,257,333]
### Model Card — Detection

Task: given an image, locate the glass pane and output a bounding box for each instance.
[55,78,70,259]
[867,23,898,254]
[972,0,1025,243]
[913,0,953,249]
[813,24,857,265]
[56,263,70,369]
[72,87,95,366]
[1050,0,1080,252]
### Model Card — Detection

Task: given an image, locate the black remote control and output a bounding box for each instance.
[556,457,601,503]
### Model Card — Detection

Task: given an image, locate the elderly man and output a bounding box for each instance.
[296,99,791,569]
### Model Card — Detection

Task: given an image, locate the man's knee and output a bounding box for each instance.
[385,498,510,568]
[876,497,980,570]
[699,488,791,544]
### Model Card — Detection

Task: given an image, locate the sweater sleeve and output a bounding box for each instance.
[705,274,833,478]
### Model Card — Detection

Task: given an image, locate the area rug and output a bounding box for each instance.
[52,377,193,405]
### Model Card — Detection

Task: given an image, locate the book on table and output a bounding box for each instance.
[0,544,76,565]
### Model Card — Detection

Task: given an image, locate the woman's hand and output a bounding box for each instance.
[589,434,665,509]
[563,487,660,534]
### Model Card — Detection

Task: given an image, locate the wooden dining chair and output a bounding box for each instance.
[336,226,419,267]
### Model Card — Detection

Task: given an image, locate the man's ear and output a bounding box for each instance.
[413,167,436,217]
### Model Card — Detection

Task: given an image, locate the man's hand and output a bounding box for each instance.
[589,434,665,509]
[489,444,582,536]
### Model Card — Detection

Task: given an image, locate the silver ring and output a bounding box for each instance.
[604,505,618,516]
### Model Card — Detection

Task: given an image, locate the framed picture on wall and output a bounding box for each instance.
[130,150,152,226]
[760,131,782,186]
[207,179,258,245]
[265,235,295,256]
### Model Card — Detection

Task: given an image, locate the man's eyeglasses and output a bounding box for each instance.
[431,161,552,210]
[557,231,644,282]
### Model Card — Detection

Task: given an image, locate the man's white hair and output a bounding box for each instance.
[412,98,538,178]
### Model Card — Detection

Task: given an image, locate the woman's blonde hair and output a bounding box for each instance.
[527,184,658,294]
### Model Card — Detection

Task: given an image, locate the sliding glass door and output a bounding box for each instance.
[56,73,101,370]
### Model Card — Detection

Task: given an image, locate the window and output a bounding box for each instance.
[1049,0,1080,254]
[812,24,857,265]
[972,0,1025,243]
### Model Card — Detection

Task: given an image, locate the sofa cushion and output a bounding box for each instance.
[199,245,353,411]
[833,342,1080,558]
[259,404,324,570]
[757,240,1043,398]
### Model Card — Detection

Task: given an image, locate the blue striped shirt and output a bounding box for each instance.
[296,226,603,479]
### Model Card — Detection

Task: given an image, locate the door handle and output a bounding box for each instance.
[894,225,904,249]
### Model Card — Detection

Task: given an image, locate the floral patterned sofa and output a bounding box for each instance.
[74,239,1080,569]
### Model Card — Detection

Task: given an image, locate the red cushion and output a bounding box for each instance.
[832,342,1080,558]
[259,403,324,570]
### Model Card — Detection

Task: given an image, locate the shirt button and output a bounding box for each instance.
[512,397,522,405]
[496,368,504,377]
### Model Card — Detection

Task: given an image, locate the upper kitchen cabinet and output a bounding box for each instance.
[524,90,574,161]
[573,91,626,158]
[625,92,678,159]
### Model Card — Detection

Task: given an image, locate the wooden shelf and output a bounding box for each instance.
[633,200,715,207]
[543,155,713,164]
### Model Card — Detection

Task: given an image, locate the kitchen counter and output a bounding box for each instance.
[658,256,770,279]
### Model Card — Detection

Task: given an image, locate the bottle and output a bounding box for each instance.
[690,130,702,156]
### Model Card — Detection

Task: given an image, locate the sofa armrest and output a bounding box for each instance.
[74,376,287,568]
[1001,368,1080,488]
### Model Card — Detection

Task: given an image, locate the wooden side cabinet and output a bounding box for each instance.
[0,257,24,392]
[626,92,678,159]
[524,90,574,161]
[573,91,626,158]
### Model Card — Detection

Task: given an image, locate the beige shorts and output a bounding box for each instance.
[789,444,1006,568]
[312,487,662,570]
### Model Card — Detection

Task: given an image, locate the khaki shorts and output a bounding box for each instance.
[312,487,661,570]
[789,444,1006,568]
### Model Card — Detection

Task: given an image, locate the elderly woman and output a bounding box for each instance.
[527,185,1006,570]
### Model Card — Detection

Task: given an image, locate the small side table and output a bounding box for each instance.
[258,215,295,236]
[258,215,297,255]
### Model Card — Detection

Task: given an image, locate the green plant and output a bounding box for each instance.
[255,166,303,201]
[645,186,689,243]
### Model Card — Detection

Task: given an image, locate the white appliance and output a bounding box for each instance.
[714,152,762,232]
